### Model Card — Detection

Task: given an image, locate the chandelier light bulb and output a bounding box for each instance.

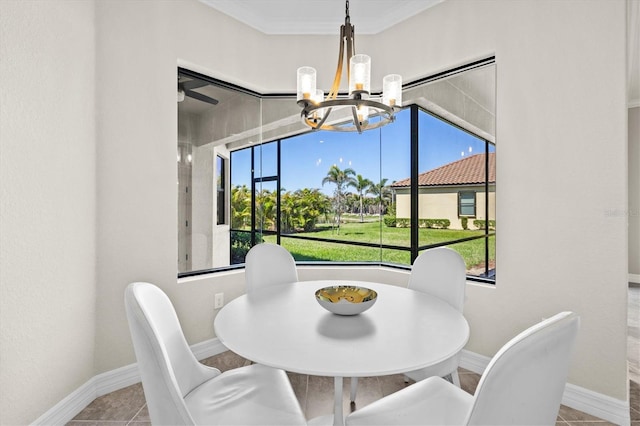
[383,74,402,107]
[297,67,317,101]
[357,105,369,123]
[312,89,324,104]
[312,89,325,121]
[349,54,371,96]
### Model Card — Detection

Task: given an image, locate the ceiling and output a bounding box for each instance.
[199,0,639,107]
[199,0,443,35]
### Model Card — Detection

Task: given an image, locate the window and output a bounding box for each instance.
[459,191,476,217]
[180,58,496,282]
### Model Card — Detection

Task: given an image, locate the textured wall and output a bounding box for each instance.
[630,106,640,277]
[0,1,97,424]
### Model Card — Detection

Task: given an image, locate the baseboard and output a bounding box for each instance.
[31,377,98,426]
[94,362,141,397]
[191,336,228,360]
[460,351,631,426]
[459,348,489,375]
[563,383,631,426]
[32,338,228,425]
[629,273,640,284]
[35,341,631,426]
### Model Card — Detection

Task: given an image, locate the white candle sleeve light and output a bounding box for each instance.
[349,54,371,95]
[297,67,316,101]
[383,74,402,107]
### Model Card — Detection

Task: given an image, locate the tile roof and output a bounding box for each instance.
[391,153,495,187]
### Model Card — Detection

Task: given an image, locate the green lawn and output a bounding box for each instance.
[261,221,495,272]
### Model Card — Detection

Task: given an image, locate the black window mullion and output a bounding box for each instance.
[410,105,419,264]
[485,140,490,277]
[250,146,256,247]
[277,140,281,245]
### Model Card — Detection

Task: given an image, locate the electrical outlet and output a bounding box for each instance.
[214,293,224,309]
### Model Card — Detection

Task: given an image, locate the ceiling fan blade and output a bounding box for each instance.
[183,80,209,90]
[185,89,219,105]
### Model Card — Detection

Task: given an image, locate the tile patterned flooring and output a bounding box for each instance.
[69,285,640,426]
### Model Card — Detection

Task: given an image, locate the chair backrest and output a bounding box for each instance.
[407,247,466,312]
[466,311,580,425]
[245,243,299,293]
[124,282,219,425]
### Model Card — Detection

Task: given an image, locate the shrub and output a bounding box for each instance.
[383,215,397,227]
[419,218,450,229]
[461,217,468,230]
[396,218,410,228]
[231,231,264,263]
[393,218,451,229]
[473,219,496,230]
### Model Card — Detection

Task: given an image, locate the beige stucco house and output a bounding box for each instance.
[392,153,496,230]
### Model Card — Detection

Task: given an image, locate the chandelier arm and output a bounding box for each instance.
[346,27,353,86]
[348,15,355,59]
[328,26,346,99]
[312,107,332,129]
[351,106,363,133]
[344,5,354,88]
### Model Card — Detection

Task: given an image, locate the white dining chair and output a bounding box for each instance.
[245,243,299,293]
[125,282,306,426]
[404,247,467,386]
[350,247,466,403]
[346,311,580,426]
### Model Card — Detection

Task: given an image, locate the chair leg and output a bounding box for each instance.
[451,369,461,387]
[350,377,358,402]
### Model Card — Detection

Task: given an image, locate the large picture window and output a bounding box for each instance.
[180,59,496,282]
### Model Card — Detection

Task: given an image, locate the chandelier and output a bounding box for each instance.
[296,0,402,133]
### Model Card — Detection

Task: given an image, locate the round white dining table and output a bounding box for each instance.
[214,280,469,426]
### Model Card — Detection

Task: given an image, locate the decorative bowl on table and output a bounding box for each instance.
[315,285,378,316]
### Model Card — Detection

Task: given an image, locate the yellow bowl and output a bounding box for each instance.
[315,285,378,315]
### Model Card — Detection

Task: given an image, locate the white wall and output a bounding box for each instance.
[0,0,630,423]
[629,106,640,278]
[0,1,97,424]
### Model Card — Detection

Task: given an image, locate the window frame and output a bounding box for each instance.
[216,155,227,225]
[178,58,496,283]
[458,190,477,218]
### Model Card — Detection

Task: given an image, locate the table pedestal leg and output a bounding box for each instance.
[350,377,358,402]
[334,376,344,426]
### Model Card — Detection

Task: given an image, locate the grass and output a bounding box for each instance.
[261,221,495,271]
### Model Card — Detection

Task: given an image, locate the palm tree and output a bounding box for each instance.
[349,174,373,222]
[368,178,393,215]
[322,165,356,232]
[231,185,251,229]
[255,189,276,231]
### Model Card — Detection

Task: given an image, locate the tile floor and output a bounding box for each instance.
[68,285,640,426]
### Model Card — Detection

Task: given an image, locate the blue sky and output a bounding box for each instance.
[231,108,494,195]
